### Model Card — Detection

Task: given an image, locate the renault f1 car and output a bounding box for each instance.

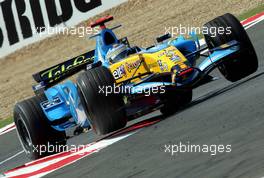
[14,14,258,159]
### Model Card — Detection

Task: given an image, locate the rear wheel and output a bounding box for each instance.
[14,96,66,160]
[204,13,258,82]
[160,90,192,116]
[77,66,127,135]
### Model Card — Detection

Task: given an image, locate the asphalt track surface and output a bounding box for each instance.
[1,21,264,178]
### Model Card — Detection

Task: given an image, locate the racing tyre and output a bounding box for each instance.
[160,90,192,116]
[77,66,127,135]
[14,96,66,160]
[204,13,258,82]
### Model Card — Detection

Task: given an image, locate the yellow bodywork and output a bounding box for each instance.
[109,46,190,84]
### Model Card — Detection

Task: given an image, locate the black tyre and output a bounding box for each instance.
[204,13,258,82]
[77,66,127,135]
[160,90,192,116]
[14,96,66,160]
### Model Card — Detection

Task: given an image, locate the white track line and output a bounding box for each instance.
[245,16,264,30]
[199,15,264,54]
[4,132,135,177]
[0,123,15,134]
[0,151,24,166]
[0,125,16,136]
[0,14,264,137]
[1,13,264,175]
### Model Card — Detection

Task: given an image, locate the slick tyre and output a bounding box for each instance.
[204,13,258,82]
[14,96,66,160]
[77,66,127,135]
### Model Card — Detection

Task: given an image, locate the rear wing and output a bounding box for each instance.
[33,50,95,88]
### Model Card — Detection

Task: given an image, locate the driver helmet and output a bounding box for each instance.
[106,44,130,64]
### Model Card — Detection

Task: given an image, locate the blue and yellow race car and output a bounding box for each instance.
[14,14,258,159]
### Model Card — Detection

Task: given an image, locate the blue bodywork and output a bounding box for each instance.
[37,23,240,132]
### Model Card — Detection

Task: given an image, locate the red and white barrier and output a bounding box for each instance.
[0,123,15,136]
[1,11,264,178]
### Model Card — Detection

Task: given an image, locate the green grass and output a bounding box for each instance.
[191,4,264,40]
[0,5,263,130]
[0,117,13,129]
[238,4,264,21]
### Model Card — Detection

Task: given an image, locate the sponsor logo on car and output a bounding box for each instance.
[40,54,94,83]
[158,60,168,72]
[166,50,181,62]
[126,59,141,73]
[113,65,126,79]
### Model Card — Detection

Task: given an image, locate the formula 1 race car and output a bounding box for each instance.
[14,13,258,159]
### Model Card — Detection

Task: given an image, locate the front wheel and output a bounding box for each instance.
[204,13,258,82]
[14,96,66,160]
[77,66,127,135]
